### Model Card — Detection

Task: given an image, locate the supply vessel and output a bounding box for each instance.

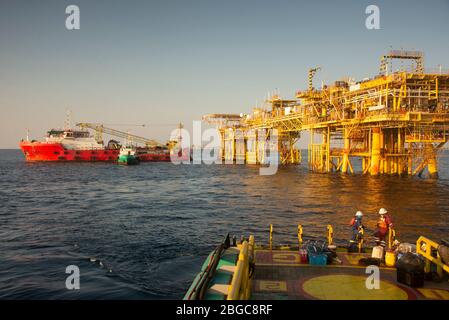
[19,123,175,162]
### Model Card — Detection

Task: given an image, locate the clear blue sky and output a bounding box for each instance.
[1,0,449,148]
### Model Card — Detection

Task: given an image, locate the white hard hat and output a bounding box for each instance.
[355,211,363,217]
[379,208,388,215]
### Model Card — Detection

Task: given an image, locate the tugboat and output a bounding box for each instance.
[117,146,139,165]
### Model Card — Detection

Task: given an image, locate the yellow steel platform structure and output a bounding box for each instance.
[203,50,449,177]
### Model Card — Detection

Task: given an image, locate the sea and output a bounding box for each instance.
[1,149,448,299]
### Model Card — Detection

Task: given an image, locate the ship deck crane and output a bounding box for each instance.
[76,123,166,148]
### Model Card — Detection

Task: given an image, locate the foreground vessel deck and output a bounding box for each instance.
[251,249,449,300]
[185,233,449,300]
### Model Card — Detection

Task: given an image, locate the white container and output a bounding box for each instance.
[372,246,384,259]
[398,243,416,254]
[368,105,386,111]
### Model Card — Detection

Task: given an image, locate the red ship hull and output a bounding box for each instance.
[19,142,171,162]
[137,152,171,162]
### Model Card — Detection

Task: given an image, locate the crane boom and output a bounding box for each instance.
[308,66,321,91]
[76,123,165,148]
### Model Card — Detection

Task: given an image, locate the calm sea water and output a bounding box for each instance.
[1,149,449,299]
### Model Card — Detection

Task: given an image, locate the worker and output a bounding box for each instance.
[375,208,393,245]
[349,211,364,242]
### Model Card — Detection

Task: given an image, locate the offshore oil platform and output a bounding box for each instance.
[203,50,449,178]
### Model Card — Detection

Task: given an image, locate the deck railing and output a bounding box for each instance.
[416,236,449,277]
[388,228,396,249]
[327,225,334,245]
[227,235,254,300]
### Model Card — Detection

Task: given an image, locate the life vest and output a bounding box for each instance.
[378,215,392,231]
[350,218,362,229]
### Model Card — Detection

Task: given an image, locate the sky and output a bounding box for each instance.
[1,0,449,148]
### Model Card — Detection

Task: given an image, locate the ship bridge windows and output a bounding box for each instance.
[47,130,65,138]
[73,131,90,138]
[47,130,90,139]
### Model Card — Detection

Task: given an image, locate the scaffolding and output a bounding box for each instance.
[203,51,449,177]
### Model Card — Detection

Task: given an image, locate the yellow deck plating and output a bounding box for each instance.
[251,250,449,300]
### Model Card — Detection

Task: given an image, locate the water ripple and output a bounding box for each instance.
[0,149,448,299]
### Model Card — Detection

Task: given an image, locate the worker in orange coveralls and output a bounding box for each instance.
[374,208,393,246]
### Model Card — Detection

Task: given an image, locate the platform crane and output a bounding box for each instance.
[308,66,321,91]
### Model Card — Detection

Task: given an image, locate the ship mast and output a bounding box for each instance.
[64,110,72,130]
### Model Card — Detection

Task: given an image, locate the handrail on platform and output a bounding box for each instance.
[416,236,449,277]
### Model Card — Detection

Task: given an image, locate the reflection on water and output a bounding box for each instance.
[0,149,448,299]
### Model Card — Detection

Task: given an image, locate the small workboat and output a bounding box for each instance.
[117,147,139,165]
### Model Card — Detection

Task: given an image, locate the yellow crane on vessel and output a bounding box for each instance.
[76,122,170,148]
